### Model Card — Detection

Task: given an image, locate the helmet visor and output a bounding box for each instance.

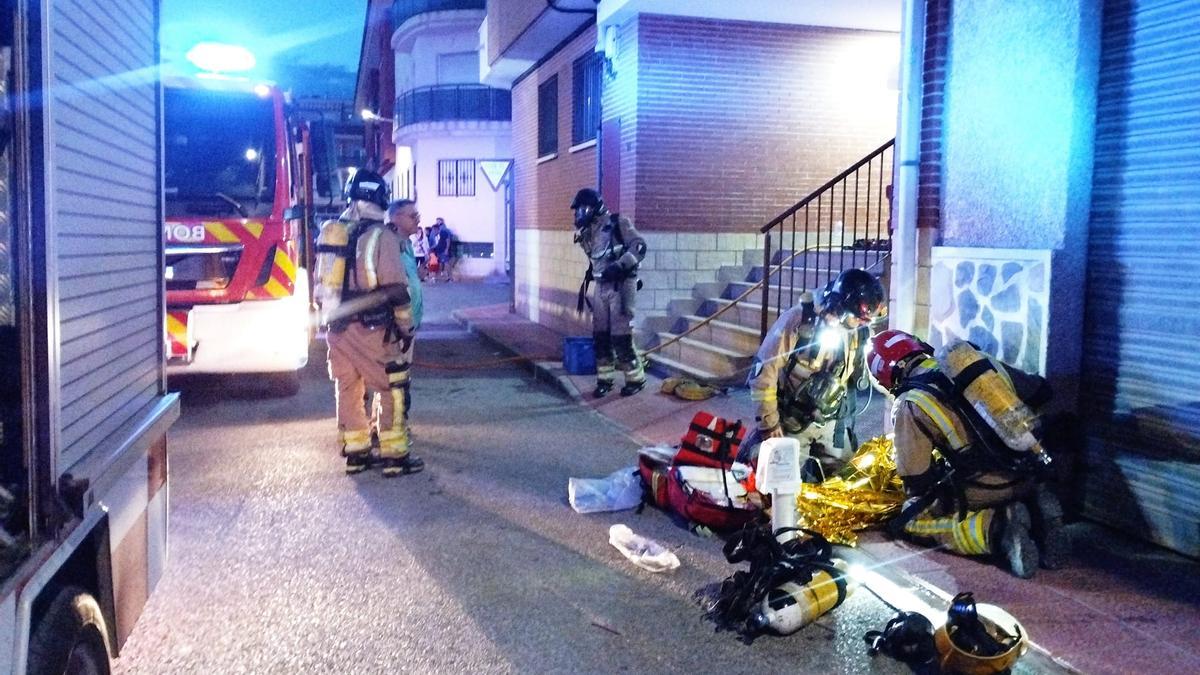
[574,206,594,229]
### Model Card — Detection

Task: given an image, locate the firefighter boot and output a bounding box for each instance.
[993,502,1039,580]
[380,453,425,477]
[614,334,646,397]
[339,429,372,475]
[1029,483,1069,569]
[619,380,646,397]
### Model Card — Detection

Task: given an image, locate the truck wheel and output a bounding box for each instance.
[27,586,111,675]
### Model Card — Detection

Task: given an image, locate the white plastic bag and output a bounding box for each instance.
[568,467,643,514]
[608,524,680,573]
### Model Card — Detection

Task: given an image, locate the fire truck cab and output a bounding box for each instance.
[162,77,312,387]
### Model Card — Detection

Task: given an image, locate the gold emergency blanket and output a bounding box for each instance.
[795,436,906,546]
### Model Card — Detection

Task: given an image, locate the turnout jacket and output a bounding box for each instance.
[892,357,1047,505]
[748,301,867,433]
[347,205,420,332]
[575,212,646,280]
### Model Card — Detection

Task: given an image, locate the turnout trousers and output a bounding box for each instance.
[591,277,644,387]
[327,322,413,458]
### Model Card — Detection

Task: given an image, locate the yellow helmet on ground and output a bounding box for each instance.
[933,592,1027,674]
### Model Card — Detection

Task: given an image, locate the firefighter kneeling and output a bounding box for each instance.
[316,169,425,477]
[868,330,1067,578]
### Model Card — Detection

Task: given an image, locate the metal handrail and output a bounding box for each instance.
[757,138,896,338]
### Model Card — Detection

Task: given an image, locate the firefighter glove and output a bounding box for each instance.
[384,322,413,351]
[599,265,624,283]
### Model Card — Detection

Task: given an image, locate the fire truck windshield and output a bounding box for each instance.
[165,87,278,218]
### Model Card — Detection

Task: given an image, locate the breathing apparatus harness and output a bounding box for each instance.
[704,524,846,643]
[575,212,644,313]
[891,366,1044,526]
[777,298,865,447]
[317,217,397,332]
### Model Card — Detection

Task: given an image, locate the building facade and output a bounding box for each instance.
[888,0,1200,556]
[486,0,901,335]
[358,0,514,279]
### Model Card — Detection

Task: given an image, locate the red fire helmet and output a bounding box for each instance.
[868,329,933,390]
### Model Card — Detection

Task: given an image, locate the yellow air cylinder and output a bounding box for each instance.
[314,218,352,323]
[749,558,854,635]
[936,341,1048,462]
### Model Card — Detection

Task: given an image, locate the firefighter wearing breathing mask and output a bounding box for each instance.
[316,169,424,477]
[745,268,884,472]
[571,188,648,398]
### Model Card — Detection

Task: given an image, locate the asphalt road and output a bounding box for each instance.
[113,282,915,674]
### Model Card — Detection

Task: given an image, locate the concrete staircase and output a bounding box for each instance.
[642,248,878,384]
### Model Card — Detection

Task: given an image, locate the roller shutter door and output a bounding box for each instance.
[45,0,163,470]
[1082,0,1200,556]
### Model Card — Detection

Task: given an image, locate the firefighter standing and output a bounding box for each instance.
[572,188,648,398]
[746,268,884,471]
[316,170,424,477]
[867,329,1067,578]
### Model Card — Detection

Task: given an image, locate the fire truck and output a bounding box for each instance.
[162,76,316,391]
[2,1,179,672]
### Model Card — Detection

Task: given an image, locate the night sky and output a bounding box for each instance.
[161,0,367,98]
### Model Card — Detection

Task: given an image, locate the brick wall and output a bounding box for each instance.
[633,14,899,233]
[512,25,599,331]
[914,0,952,334]
[512,24,599,232]
[514,14,900,334]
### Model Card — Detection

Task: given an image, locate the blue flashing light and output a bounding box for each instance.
[253,83,272,98]
[186,42,256,74]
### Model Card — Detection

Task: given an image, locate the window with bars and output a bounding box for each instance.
[537,76,558,157]
[572,52,603,145]
[438,159,476,197]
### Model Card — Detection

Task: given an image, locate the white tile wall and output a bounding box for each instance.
[515,228,762,325]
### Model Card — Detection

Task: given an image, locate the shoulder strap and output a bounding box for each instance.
[341,225,363,293]
[609,213,624,245]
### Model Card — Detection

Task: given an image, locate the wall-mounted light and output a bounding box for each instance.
[603,26,618,77]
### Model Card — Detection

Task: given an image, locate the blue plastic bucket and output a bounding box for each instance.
[563,336,597,375]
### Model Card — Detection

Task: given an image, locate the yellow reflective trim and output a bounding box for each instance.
[166,313,186,337]
[904,389,967,449]
[263,277,288,298]
[206,221,239,243]
[275,248,296,280]
[363,228,383,289]
[950,511,990,555]
[243,221,264,238]
[750,388,778,402]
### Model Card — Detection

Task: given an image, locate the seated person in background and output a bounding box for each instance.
[867,329,1068,579]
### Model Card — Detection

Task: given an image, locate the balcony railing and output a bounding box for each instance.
[395,85,512,127]
[392,0,486,32]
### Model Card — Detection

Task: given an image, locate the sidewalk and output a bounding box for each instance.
[454,303,1200,675]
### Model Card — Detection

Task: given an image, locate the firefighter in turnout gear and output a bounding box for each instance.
[867,329,1067,579]
[745,269,884,471]
[317,170,425,477]
[572,188,648,398]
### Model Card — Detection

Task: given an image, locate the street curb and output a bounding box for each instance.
[450,310,585,402]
